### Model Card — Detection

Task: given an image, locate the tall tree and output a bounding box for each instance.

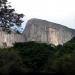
[0,0,24,33]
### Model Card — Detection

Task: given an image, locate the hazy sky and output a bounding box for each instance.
[8,0,75,29]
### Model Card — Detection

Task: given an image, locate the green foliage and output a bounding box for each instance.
[0,37,75,74]
[0,0,24,33]
[13,42,55,72]
[0,48,24,74]
[49,37,75,74]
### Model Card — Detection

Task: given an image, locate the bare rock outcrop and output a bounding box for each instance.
[23,18,75,45]
[0,31,25,47]
[0,18,75,47]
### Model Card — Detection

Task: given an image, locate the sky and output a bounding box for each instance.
[8,0,75,29]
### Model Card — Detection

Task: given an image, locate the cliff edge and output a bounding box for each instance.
[23,18,75,45]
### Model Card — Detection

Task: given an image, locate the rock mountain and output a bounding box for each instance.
[0,30,25,47]
[0,18,75,47]
[23,18,75,45]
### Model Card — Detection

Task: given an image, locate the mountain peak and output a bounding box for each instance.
[23,18,75,45]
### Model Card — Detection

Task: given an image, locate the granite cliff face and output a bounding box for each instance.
[23,18,75,45]
[0,31,25,47]
[0,18,75,47]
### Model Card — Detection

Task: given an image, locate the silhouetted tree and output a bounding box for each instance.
[0,0,24,33]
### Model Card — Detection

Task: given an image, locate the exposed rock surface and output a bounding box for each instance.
[23,18,75,45]
[0,31,25,47]
[0,18,75,47]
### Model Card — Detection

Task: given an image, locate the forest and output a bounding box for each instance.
[0,37,74,75]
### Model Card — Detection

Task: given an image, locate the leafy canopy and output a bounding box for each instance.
[0,0,24,33]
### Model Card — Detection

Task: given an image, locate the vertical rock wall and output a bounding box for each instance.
[23,18,75,45]
[0,31,25,47]
[0,18,74,47]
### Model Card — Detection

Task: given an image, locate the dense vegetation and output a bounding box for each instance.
[0,38,75,75]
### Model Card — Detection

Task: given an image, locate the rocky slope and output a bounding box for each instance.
[23,18,75,45]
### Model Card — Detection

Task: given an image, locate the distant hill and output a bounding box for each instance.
[23,18,75,45]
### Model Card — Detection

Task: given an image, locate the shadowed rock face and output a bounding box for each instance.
[23,18,75,45]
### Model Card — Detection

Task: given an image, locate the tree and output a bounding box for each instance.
[13,42,55,72]
[0,0,24,33]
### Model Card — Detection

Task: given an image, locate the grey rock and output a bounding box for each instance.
[23,18,75,45]
[0,31,25,47]
[0,18,75,47]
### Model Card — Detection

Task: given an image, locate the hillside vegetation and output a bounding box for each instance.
[0,38,75,75]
